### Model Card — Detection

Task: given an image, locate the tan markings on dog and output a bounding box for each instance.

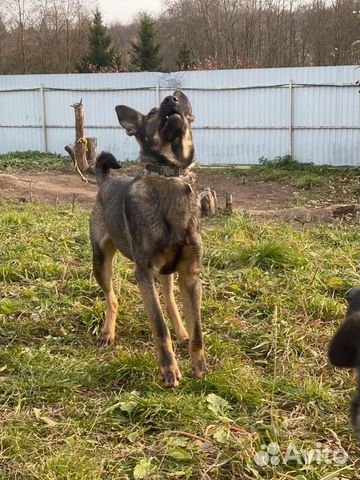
[159,274,189,346]
[177,242,207,378]
[182,128,192,161]
[159,142,177,165]
[96,237,118,345]
[153,245,180,275]
[135,269,182,387]
[152,132,161,146]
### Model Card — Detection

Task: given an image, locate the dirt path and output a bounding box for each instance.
[0,168,357,224]
[0,167,297,211]
[0,171,98,209]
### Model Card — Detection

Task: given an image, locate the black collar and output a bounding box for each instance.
[145,164,186,177]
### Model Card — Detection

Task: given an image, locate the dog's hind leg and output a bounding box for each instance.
[159,274,189,348]
[177,245,208,379]
[136,266,182,387]
[92,237,118,346]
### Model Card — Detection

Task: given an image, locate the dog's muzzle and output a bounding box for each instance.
[159,96,185,137]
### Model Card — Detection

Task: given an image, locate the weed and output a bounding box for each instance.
[0,150,70,171]
[296,175,324,189]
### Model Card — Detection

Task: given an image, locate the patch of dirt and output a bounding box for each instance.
[0,171,98,208]
[0,166,297,211]
[196,170,297,210]
[0,167,357,224]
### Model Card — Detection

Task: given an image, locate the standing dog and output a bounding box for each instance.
[328,287,360,435]
[90,91,207,387]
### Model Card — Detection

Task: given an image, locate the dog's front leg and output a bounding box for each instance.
[178,245,208,379]
[159,274,189,348]
[135,266,182,387]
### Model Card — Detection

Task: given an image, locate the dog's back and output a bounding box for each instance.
[91,152,200,273]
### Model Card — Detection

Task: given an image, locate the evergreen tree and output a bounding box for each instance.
[176,41,194,70]
[78,8,121,72]
[130,14,162,72]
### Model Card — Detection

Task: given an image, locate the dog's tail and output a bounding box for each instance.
[95,152,121,186]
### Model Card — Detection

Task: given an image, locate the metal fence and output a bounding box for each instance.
[0,66,359,165]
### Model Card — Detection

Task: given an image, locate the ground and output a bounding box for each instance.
[0,159,358,218]
[0,168,296,211]
[0,152,359,479]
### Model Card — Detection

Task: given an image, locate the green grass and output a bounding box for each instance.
[0,151,70,171]
[0,201,359,479]
[0,151,139,172]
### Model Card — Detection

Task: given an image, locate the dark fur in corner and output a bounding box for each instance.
[328,287,360,435]
[89,91,207,388]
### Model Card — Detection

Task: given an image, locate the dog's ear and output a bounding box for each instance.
[328,287,360,368]
[115,106,144,136]
[173,90,195,123]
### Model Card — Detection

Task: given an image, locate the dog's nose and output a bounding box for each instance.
[163,95,178,105]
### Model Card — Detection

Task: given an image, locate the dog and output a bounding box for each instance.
[328,287,360,435]
[90,90,207,387]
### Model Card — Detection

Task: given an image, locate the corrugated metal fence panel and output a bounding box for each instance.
[0,72,160,162]
[292,83,360,166]
[158,67,360,165]
[0,67,359,165]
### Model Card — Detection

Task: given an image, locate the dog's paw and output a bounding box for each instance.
[179,338,190,350]
[161,365,182,388]
[193,357,208,379]
[96,331,115,347]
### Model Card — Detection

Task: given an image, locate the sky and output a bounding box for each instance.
[96,0,163,25]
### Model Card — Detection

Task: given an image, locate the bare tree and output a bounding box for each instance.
[4,0,33,73]
[0,0,358,74]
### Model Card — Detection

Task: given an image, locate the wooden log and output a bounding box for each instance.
[86,137,97,175]
[64,144,75,163]
[212,189,219,215]
[225,193,233,215]
[72,99,88,173]
[199,187,219,217]
[86,137,97,166]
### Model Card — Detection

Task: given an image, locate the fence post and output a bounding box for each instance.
[288,80,293,158]
[156,82,160,107]
[40,84,48,152]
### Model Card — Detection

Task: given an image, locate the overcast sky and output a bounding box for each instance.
[96,0,163,25]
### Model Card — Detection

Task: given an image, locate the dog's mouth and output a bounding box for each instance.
[161,104,183,120]
[165,110,181,120]
[159,107,184,136]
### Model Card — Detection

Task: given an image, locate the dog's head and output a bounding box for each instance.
[328,287,360,368]
[115,90,195,169]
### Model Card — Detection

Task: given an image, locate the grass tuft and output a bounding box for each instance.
[237,239,305,269]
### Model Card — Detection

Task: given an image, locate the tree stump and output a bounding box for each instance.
[64,99,89,176]
[72,100,89,173]
[225,193,233,215]
[86,137,97,167]
[85,137,97,175]
[199,187,219,217]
